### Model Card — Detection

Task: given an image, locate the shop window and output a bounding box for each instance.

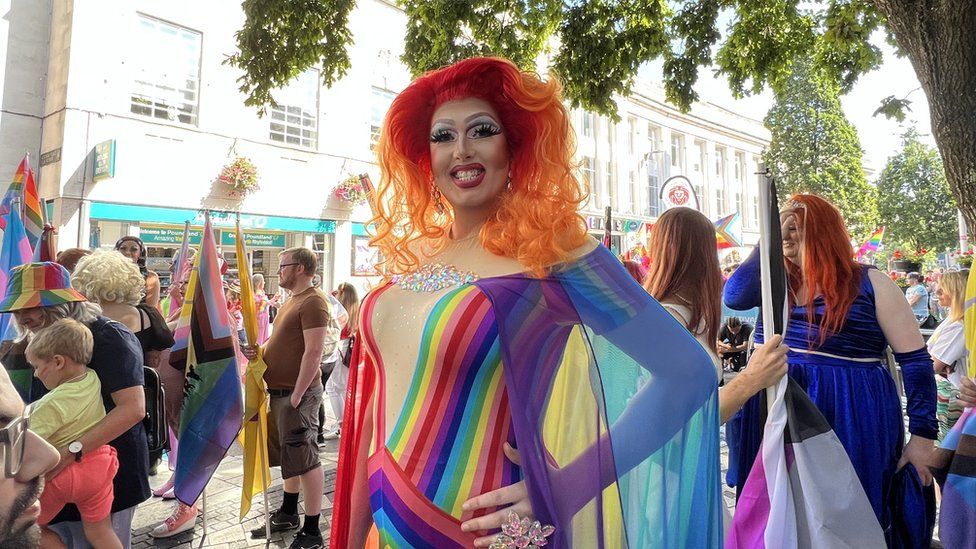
[270,70,319,149]
[130,15,202,125]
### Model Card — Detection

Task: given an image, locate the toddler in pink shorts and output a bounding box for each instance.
[27,319,121,548]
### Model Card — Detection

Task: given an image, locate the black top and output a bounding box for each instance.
[134,302,175,353]
[718,322,753,350]
[33,316,151,521]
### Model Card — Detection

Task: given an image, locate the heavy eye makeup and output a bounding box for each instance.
[429,117,503,143]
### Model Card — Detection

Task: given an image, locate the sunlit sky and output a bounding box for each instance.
[639,30,937,179]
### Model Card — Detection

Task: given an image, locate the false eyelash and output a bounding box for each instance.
[430,129,454,142]
[471,123,501,137]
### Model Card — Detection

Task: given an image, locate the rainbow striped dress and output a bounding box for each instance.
[333,245,723,549]
[362,283,521,547]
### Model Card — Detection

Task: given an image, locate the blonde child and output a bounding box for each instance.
[27,318,121,549]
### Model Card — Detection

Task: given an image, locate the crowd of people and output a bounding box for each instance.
[1,55,975,549]
[0,235,359,548]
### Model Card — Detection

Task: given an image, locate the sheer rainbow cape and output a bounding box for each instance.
[331,245,722,548]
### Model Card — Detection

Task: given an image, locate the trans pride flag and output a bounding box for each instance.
[727,175,884,547]
[714,212,743,249]
[172,214,243,506]
[931,267,976,547]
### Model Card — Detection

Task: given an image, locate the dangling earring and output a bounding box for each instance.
[432,187,445,214]
[506,171,513,192]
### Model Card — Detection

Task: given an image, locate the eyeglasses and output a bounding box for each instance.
[0,405,31,478]
[278,263,300,272]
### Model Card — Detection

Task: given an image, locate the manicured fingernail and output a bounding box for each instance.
[460,522,470,532]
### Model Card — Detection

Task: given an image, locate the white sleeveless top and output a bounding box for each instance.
[662,303,722,381]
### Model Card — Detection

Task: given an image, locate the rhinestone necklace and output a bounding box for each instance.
[391,262,480,292]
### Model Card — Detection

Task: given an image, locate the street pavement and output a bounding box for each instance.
[132,440,339,548]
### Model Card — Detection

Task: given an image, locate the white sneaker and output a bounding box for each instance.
[151,502,198,538]
[323,428,341,440]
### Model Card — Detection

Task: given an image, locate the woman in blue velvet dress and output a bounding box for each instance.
[724,194,937,548]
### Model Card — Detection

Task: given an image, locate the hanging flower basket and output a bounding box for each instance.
[952,249,974,267]
[216,157,259,197]
[334,174,372,205]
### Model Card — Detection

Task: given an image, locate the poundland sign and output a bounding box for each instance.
[139,225,203,245]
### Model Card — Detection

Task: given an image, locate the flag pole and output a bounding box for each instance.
[202,488,208,538]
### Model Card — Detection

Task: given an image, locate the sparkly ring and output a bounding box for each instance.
[489,511,556,549]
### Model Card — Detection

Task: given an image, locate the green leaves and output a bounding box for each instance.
[552,0,671,118]
[877,129,957,253]
[764,56,877,240]
[227,1,887,120]
[401,0,562,78]
[873,95,912,122]
[225,0,356,115]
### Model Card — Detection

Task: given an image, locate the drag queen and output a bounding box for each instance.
[725,194,937,547]
[330,57,722,548]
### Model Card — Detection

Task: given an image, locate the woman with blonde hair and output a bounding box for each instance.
[329,57,722,548]
[927,269,969,440]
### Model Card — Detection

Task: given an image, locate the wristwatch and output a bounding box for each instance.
[68,440,83,462]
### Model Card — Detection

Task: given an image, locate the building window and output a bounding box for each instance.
[646,173,661,217]
[627,116,637,155]
[714,187,726,216]
[695,182,707,215]
[714,146,726,180]
[582,112,594,138]
[670,134,685,171]
[628,170,638,214]
[751,195,760,227]
[605,161,616,211]
[734,152,746,183]
[269,70,319,149]
[604,118,614,147]
[370,87,397,150]
[735,190,744,216]
[582,156,597,208]
[130,15,202,125]
[692,140,705,173]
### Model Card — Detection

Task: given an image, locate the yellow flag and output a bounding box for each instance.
[236,221,271,520]
[966,267,976,378]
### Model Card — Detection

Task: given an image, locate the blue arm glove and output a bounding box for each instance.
[893,347,938,440]
[724,246,762,310]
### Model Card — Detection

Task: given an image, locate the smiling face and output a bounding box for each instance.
[780,212,803,265]
[429,97,510,226]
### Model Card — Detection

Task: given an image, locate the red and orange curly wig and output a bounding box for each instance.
[784,194,863,345]
[370,57,588,277]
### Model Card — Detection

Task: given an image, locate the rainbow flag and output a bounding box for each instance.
[0,155,44,249]
[856,226,885,259]
[0,208,34,400]
[931,267,976,546]
[236,220,271,520]
[172,213,244,506]
[31,225,56,263]
[714,212,742,249]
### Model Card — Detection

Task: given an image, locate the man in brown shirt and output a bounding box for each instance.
[242,247,329,549]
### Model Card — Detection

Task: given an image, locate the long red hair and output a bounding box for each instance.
[784,194,862,344]
[643,208,723,347]
[370,57,588,277]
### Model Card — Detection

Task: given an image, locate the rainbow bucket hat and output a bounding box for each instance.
[0,262,87,312]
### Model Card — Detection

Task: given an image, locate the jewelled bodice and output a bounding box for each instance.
[359,237,526,546]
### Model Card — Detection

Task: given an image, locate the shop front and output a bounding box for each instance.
[585,214,647,256]
[89,201,337,293]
